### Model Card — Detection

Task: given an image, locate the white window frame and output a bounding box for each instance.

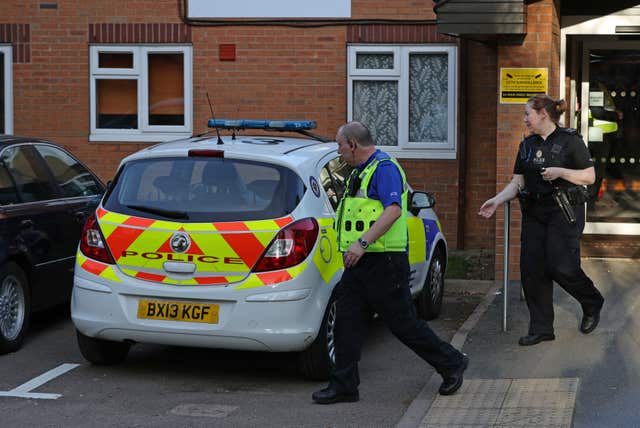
[89,44,192,142]
[1,45,13,135]
[347,44,458,159]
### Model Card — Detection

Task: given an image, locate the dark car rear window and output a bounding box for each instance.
[103,157,306,222]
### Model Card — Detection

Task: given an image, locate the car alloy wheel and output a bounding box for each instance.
[299,294,337,380]
[417,247,445,321]
[0,263,30,354]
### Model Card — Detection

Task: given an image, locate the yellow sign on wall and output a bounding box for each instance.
[500,68,548,104]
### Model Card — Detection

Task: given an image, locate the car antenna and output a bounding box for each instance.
[206,91,224,145]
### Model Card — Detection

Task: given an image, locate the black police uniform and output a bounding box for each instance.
[514,127,604,336]
[329,157,465,398]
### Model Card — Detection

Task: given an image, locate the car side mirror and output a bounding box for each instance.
[409,191,435,215]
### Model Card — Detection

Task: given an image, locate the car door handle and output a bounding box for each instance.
[20,219,34,229]
[75,211,86,224]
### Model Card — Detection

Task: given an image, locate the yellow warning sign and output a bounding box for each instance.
[500,68,548,104]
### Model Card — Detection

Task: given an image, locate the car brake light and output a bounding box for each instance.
[188,149,224,157]
[253,218,319,272]
[79,212,115,264]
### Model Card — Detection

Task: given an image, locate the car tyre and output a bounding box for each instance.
[76,330,131,365]
[299,293,336,381]
[418,246,445,321]
[0,262,30,354]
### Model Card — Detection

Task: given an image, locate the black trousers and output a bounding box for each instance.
[520,203,604,335]
[329,252,464,394]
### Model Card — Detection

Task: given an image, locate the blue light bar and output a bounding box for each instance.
[207,119,317,131]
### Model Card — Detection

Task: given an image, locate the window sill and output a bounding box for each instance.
[89,132,192,143]
[382,148,457,160]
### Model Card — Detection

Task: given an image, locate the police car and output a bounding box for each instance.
[71,119,448,379]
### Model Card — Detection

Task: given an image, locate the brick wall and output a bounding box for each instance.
[352,0,437,20]
[463,40,498,249]
[0,0,492,250]
[494,0,561,280]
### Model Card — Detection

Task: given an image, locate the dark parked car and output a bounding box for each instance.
[0,136,105,353]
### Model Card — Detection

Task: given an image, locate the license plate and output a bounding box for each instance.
[137,300,219,323]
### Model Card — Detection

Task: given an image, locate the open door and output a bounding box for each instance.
[579,40,640,234]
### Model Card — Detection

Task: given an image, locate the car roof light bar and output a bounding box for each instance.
[207,119,317,131]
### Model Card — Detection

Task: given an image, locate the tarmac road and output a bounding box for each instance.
[0,284,484,427]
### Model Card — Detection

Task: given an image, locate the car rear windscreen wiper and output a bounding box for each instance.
[125,204,189,219]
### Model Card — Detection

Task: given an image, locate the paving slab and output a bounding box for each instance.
[400,258,640,428]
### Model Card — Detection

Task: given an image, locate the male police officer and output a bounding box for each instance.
[311,121,468,404]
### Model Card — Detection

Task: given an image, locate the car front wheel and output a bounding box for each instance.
[417,247,445,321]
[76,330,131,365]
[0,262,30,354]
[299,293,336,380]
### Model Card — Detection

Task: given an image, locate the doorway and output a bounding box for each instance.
[578,40,640,233]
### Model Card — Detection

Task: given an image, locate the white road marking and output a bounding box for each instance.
[0,363,80,400]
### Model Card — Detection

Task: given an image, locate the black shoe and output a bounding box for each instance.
[439,354,469,396]
[580,310,601,334]
[518,333,555,346]
[312,386,359,405]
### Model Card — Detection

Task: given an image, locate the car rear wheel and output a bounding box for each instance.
[417,247,445,321]
[299,294,336,380]
[76,330,131,365]
[0,262,30,354]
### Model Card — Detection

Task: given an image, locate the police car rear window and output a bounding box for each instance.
[103,157,306,222]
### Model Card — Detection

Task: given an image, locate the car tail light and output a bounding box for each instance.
[188,149,224,157]
[253,218,319,272]
[79,212,115,264]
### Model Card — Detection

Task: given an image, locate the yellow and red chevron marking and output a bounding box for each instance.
[214,221,267,267]
[120,267,244,286]
[94,209,294,283]
[135,271,166,282]
[312,217,342,283]
[234,262,307,290]
[76,252,122,283]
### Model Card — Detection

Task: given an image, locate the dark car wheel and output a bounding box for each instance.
[76,330,131,365]
[0,262,30,354]
[417,246,445,321]
[299,293,336,380]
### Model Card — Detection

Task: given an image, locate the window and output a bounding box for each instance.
[89,45,192,142]
[34,145,102,198]
[0,145,57,203]
[0,45,12,135]
[0,162,19,205]
[320,155,352,210]
[348,45,457,159]
[104,157,305,222]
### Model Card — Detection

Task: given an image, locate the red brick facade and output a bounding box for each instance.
[0,0,570,274]
[493,0,560,280]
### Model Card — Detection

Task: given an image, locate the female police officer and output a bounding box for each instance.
[479,95,604,346]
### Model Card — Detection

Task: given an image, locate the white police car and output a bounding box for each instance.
[71,119,448,379]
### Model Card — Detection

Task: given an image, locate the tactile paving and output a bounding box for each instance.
[420,378,579,428]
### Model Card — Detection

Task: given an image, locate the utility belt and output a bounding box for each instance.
[518,186,588,207]
[518,186,588,225]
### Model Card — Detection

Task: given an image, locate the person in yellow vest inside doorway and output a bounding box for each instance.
[587,80,624,206]
[311,121,468,404]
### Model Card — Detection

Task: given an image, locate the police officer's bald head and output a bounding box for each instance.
[338,122,375,147]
